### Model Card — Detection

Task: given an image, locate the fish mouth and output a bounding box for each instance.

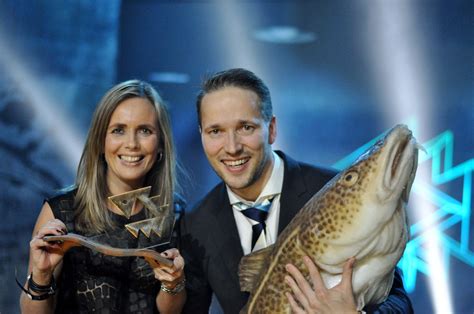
[383,125,419,201]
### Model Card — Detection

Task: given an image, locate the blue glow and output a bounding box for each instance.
[253,26,316,44]
[148,72,190,84]
[333,129,473,293]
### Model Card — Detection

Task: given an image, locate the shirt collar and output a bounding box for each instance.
[227,151,284,206]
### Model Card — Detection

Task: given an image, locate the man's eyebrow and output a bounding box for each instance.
[203,124,220,131]
[237,119,259,126]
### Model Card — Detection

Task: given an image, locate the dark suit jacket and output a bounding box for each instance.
[181,151,413,314]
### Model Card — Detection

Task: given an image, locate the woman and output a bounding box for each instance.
[20,80,186,313]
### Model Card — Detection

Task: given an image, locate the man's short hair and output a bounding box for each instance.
[196,68,273,127]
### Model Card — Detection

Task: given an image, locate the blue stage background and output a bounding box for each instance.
[0,1,472,313]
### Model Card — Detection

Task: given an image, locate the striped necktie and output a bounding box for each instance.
[239,198,273,251]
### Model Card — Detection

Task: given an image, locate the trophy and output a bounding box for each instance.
[43,186,175,267]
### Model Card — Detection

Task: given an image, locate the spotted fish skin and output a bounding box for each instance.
[240,124,418,313]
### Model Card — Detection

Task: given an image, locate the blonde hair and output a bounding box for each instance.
[74,80,179,234]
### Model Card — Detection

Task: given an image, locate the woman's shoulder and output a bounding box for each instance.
[46,186,78,226]
[47,185,77,205]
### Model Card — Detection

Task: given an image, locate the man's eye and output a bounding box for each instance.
[241,125,254,132]
[209,129,220,135]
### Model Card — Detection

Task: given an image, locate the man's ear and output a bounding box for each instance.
[268,115,277,144]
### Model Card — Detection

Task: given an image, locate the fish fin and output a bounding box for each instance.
[238,245,273,292]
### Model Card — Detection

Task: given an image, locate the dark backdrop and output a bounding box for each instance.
[0,1,472,313]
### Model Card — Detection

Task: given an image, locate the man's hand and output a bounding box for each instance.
[285,256,358,314]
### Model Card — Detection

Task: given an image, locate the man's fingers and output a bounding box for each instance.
[285,273,311,309]
[303,255,326,292]
[285,263,313,293]
[339,257,355,291]
[285,291,306,314]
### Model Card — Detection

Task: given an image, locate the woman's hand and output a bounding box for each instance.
[285,256,358,314]
[146,248,185,289]
[29,218,67,284]
[148,249,186,313]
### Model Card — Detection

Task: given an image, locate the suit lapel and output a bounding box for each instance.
[208,185,244,285]
[206,152,314,285]
[277,151,311,234]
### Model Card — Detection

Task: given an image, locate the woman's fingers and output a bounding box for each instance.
[147,249,185,285]
[154,267,181,283]
[35,219,67,239]
[29,220,68,276]
[31,219,67,250]
[161,248,179,259]
[160,249,184,272]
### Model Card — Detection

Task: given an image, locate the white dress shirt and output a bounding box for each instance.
[227,152,284,255]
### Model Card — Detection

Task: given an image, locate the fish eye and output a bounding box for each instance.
[342,171,359,186]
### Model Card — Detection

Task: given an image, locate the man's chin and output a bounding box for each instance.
[221,176,249,191]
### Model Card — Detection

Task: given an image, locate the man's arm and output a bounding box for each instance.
[179,211,213,314]
[181,253,213,314]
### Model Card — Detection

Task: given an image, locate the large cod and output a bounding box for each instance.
[239,124,419,313]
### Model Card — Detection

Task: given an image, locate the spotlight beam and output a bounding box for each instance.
[361,1,453,312]
[0,32,84,173]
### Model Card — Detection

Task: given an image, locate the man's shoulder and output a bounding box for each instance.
[298,161,338,180]
[278,151,338,181]
[193,182,226,211]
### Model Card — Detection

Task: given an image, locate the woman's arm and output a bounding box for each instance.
[20,202,67,314]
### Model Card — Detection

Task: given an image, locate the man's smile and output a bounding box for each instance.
[222,157,250,168]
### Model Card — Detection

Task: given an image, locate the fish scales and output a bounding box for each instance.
[239,125,418,313]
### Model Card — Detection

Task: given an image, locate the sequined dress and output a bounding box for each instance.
[48,189,183,314]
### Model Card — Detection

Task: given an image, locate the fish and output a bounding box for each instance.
[238,124,419,313]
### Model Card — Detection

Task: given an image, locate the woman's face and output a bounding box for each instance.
[104,97,160,194]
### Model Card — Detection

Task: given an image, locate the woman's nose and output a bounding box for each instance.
[125,133,139,149]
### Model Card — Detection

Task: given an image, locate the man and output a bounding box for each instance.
[181,68,413,313]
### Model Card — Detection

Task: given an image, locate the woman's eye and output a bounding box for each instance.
[139,128,152,134]
[111,128,124,134]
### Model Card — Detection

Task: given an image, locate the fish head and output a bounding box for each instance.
[329,124,418,229]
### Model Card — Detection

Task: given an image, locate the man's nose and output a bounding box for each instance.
[224,132,242,155]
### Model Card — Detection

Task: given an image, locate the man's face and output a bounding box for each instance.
[200,86,276,200]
